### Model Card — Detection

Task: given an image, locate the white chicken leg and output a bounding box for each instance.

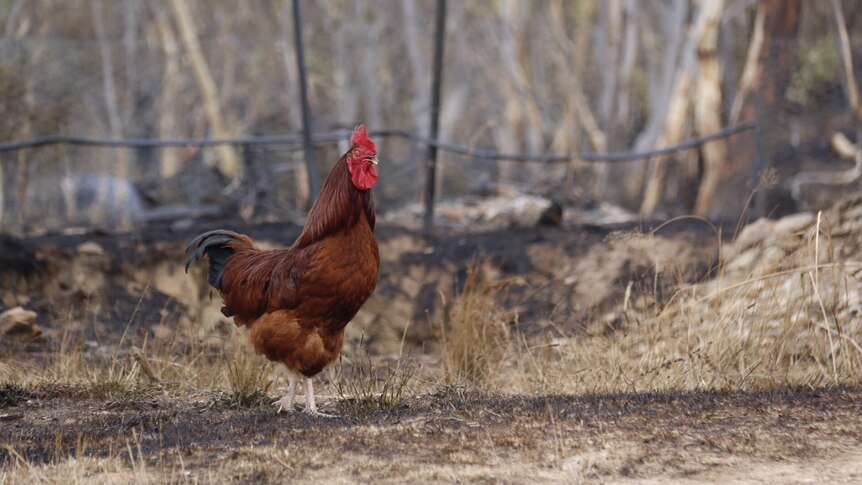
[273,371,299,413]
[303,377,336,418]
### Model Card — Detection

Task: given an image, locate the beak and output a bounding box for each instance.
[369,156,378,165]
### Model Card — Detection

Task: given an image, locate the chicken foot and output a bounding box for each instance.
[273,371,336,417]
[303,377,337,418]
[273,372,299,413]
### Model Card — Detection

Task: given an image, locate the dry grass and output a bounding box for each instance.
[0,312,276,408]
[438,261,514,388]
[2,219,858,402]
[215,338,274,409]
[465,210,862,395]
[0,428,231,484]
[3,202,862,482]
[330,334,415,415]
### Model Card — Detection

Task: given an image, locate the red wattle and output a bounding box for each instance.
[353,163,378,190]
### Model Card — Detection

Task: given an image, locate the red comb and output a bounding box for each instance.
[351,124,375,153]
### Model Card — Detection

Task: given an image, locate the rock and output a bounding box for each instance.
[70,242,109,297]
[569,202,640,226]
[77,241,105,256]
[727,212,814,261]
[731,218,775,254]
[0,307,42,342]
[771,212,815,236]
[150,324,173,341]
[725,246,762,274]
[538,201,563,227]
[381,192,557,230]
[527,243,571,277]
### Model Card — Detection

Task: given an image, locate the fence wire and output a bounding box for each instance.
[0,1,853,235]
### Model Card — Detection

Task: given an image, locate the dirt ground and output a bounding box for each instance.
[3,204,862,483]
[2,385,862,483]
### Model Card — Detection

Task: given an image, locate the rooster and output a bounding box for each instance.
[185,125,380,416]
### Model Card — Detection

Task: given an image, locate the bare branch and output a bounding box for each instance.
[831,0,862,122]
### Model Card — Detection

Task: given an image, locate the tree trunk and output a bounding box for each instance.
[598,0,622,132]
[831,0,862,123]
[623,0,689,207]
[154,6,181,179]
[277,0,303,130]
[168,0,242,181]
[594,0,639,198]
[495,0,526,183]
[693,0,727,216]
[435,2,468,202]
[0,0,21,227]
[403,0,430,135]
[358,2,383,129]
[717,0,801,221]
[789,0,862,202]
[92,0,132,228]
[277,1,309,209]
[640,69,693,215]
[635,0,697,214]
[547,0,607,195]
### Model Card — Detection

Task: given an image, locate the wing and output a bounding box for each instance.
[218,247,300,324]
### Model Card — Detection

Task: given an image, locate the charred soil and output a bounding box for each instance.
[3,201,862,482]
[2,385,862,482]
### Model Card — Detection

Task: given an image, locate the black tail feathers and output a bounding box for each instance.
[185,229,251,288]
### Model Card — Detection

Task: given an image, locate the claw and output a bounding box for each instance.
[274,372,299,414]
[300,377,337,417]
[273,396,295,413]
[304,407,338,418]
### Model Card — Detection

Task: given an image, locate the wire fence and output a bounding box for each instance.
[0,121,762,235]
[0,122,760,163]
[0,1,847,236]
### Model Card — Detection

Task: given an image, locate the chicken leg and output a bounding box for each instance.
[273,371,336,417]
[273,371,299,413]
[303,377,336,418]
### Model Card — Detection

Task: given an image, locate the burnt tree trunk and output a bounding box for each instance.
[714,0,802,221]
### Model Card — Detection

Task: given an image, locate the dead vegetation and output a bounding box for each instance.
[2,385,861,483]
[330,334,415,416]
[3,198,862,482]
[439,260,514,387]
[423,200,862,399]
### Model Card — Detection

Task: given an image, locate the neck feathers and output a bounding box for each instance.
[294,155,375,248]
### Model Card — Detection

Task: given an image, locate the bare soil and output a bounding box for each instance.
[2,385,862,483]
[3,214,862,482]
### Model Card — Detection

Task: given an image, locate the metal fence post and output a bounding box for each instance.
[423,0,447,227]
[292,0,319,204]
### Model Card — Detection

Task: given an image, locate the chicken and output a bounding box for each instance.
[185,124,380,416]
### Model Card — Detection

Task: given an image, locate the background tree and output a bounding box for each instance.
[0,0,857,234]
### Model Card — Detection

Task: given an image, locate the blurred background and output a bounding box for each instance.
[0,0,860,235]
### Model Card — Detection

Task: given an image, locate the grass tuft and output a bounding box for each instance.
[213,389,273,409]
[221,339,273,408]
[332,335,415,416]
[0,383,31,408]
[439,260,514,388]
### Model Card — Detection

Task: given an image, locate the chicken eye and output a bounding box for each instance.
[353,149,362,158]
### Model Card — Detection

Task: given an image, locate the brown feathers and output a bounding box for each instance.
[186,137,380,380]
[295,152,376,248]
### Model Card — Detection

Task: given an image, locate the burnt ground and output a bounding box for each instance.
[2,385,862,482]
[2,216,720,352]
[3,216,862,482]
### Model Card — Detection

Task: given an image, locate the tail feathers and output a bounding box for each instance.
[185,229,255,288]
